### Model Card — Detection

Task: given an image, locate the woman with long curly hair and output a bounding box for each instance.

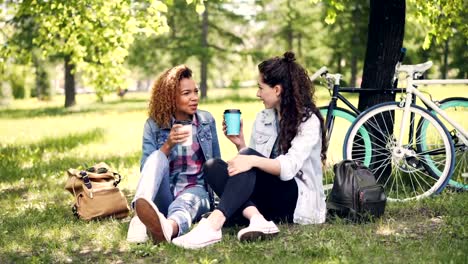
[173,52,327,249]
[126,65,221,245]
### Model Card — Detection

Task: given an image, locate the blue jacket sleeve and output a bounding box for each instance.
[140,119,158,171]
[210,117,221,159]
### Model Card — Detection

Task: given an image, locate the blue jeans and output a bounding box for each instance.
[132,150,210,236]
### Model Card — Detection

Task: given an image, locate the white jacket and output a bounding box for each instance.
[249,109,326,224]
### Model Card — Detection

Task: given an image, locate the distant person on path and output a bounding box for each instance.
[117,88,128,98]
[126,65,221,244]
[172,51,327,249]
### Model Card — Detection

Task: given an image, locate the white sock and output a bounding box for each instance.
[250,214,267,225]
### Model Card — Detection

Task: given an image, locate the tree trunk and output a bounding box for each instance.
[200,7,209,99]
[441,39,449,79]
[357,0,405,182]
[64,55,76,108]
[336,52,342,75]
[286,0,293,51]
[286,22,293,51]
[298,33,302,58]
[349,4,362,88]
[358,0,405,110]
[350,55,358,87]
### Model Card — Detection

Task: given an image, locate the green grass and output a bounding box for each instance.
[1,90,467,263]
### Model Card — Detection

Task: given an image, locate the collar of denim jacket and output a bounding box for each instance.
[259,109,276,125]
[170,113,199,128]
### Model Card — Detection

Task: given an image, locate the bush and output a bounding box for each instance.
[34,64,52,100]
[11,76,26,99]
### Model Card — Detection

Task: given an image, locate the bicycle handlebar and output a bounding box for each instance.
[311,66,343,87]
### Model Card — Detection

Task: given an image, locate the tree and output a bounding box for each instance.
[127,0,248,98]
[315,0,467,94]
[3,0,169,107]
[320,0,368,86]
[255,0,323,68]
[358,0,405,110]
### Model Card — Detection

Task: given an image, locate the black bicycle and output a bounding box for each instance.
[311,49,407,192]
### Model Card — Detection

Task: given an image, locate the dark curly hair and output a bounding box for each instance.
[148,65,192,127]
[258,51,327,163]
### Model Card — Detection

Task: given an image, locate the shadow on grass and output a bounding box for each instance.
[1,128,105,184]
[0,98,148,119]
[0,131,142,263]
[0,202,133,263]
[0,128,141,184]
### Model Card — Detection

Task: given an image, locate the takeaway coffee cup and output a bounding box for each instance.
[224,109,241,135]
[175,120,192,146]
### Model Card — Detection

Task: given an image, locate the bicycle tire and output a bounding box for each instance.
[343,102,455,201]
[319,106,372,193]
[417,97,468,191]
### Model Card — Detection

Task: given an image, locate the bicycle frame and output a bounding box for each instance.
[325,87,406,136]
[324,85,361,139]
[397,77,468,148]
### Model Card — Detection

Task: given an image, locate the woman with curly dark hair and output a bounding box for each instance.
[173,51,327,249]
[126,65,221,245]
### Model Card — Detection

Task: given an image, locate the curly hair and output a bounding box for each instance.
[258,51,327,163]
[148,65,193,127]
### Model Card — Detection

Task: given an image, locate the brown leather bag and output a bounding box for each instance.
[65,162,130,220]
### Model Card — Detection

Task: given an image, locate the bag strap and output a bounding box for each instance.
[113,172,121,187]
[71,172,94,200]
[68,165,122,186]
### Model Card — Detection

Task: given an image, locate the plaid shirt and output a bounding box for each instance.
[169,115,206,197]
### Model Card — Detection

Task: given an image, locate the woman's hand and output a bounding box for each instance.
[227,155,255,176]
[167,124,190,148]
[223,118,246,150]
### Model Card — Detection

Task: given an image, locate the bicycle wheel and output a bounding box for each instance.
[417,97,468,191]
[319,107,372,193]
[344,102,455,201]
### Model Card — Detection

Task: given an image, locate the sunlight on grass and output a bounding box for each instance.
[376,225,395,236]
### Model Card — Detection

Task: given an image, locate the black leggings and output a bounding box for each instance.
[204,148,298,223]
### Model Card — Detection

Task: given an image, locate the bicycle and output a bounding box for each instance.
[343,61,468,201]
[310,67,405,192]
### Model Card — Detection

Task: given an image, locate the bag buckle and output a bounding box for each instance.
[80,171,93,198]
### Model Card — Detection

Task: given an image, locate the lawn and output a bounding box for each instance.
[1,89,467,263]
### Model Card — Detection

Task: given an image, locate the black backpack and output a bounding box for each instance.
[327,160,387,222]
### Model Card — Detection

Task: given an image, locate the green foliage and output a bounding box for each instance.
[34,64,51,100]
[127,0,250,91]
[411,0,467,49]
[3,0,170,101]
[314,0,467,51]
[255,0,325,70]
[10,77,25,100]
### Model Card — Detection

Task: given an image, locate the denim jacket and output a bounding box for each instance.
[140,110,221,171]
[249,109,326,225]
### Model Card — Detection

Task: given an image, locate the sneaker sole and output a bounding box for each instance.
[135,199,165,244]
[126,237,149,244]
[174,238,222,250]
[238,230,279,242]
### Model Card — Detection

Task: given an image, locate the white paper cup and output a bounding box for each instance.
[179,124,192,146]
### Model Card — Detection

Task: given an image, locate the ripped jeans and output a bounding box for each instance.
[131,150,210,236]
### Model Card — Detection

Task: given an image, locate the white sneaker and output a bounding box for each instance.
[135,197,173,244]
[237,215,279,242]
[172,218,222,249]
[126,215,149,243]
